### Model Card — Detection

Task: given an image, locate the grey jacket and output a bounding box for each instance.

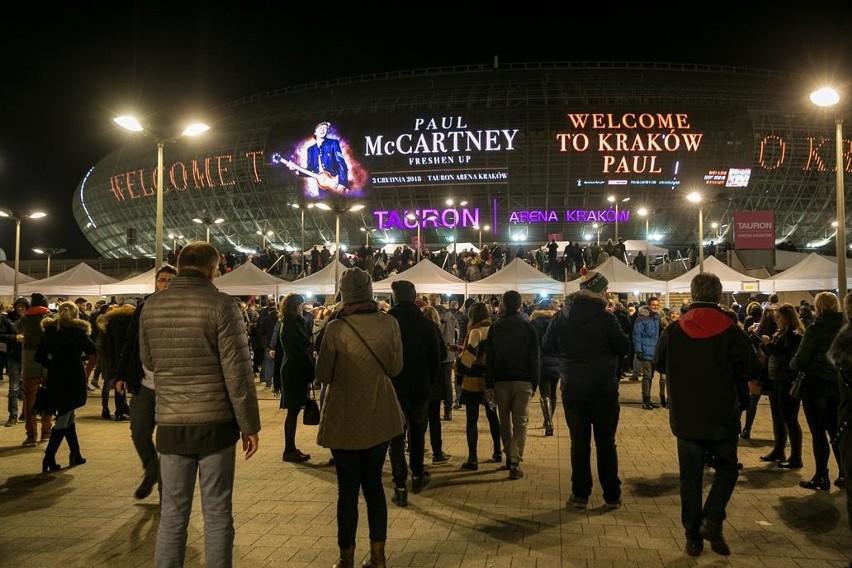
[139,271,261,437]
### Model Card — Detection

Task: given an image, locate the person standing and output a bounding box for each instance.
[633,297,662,409]
[140,242,261,567]
[1,298,27,427]
[315,267,404,568]
[530,299,560,436]
[19,292,53,447]
[429,294,459,422]
[544,270,629,509]
[35,301,96,472]
[654,272,760,557]
[485,290,540,480]
[114,264,177,499]
[827,292,852,528]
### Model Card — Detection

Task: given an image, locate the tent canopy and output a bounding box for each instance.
[666,256,769,293]
[277,260,347,297]
[100,267,158,296]
[373,259,467,295]
[764,252,852,292]
[0,262,37,297]
[18,262,118,297]
[466,258,564,296]
[566,256,668,294]
[214,261,283,297]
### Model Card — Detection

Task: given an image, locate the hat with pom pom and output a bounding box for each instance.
[578,267,608,294]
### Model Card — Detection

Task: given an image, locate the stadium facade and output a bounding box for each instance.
[72,61,849,260]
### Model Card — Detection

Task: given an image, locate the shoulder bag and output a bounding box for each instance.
[789,371,805,399]
[341,318,393,378]
[302,383,320,426]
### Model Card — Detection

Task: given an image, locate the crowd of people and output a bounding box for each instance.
[1,241,850,566]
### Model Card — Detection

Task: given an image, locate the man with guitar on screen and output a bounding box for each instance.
[273,121,350,195]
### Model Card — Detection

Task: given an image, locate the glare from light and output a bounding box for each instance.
[113,116,144,132]
[810,87,841,108]
[314,203,331,211]
[687,192,702,203]
[348,204,365,212]
[182,123,210,137]
[637,207,649,217]
[29,211,47,219]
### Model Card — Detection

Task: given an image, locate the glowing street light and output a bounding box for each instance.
[32,246,66,278]
[257,229,274,249]
[471,224,491,250]
[405,211,438,263]
[636,208,650,276]
[359,226,377,246]
[687,191,704,273]
[607,195,631,242]
[314,202,365,297]
[168,233,184,253]
[0,209,47,299]
[192,214,225,243]
[810,86,847,298]
[113,115,210,269]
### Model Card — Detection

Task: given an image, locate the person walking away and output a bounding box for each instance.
[429,294,459,421]
[530,299,560,436]
[654,272,760,557]
[827,291,852,521]
[114,264,177,499]
[544,270,629,509]
[758,303,804,469]
[633,297,662,409]
[385,280,441,507]
[273,293,316,463]
[420,304,452,467]
[742,307,776,440]
[315,267,404,568]
[101,303,135,421]
[35,301,96,472]
[140,242,261,567]
[20,292,53,447]
[1,298,27,427]
[485,290,540,480]
[791,291,845,491]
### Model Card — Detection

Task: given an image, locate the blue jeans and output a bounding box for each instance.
[6,359,21,418]
[676,437,739,538]
[331,443,389,548]
[563,398,621,502]
[156,444,237,568]
[261,352,274,387]
[493,381,532,466]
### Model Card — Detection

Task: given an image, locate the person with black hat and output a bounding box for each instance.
[0,298,28,427]
[20,292,53,447]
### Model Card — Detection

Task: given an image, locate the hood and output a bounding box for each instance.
[41,316,92,335]
[529,309,557,322]
[678,303,736,339]
[104,304,137,323]
[24,306,51,317]
[636,305,652,317]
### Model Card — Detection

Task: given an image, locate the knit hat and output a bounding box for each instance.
[579,268,608,294]
[391,280,417,304]
[13,297,30,309]
[339,267,373,304]
[30,292,48,308]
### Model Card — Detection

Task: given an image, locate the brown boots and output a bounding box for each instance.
[362,541,386,568]
[333,546,355,568]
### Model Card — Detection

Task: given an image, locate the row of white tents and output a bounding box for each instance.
[1,252,850,300]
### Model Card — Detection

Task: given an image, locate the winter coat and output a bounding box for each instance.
[435,304,459,362]
[0,310,22,362]
[20,305,52,379]
[827,322,852,439]
[273,315,315,410]
[761,328,801,385]
[486,312,540,391]
[35,316,95,415]
[530,308,560,383]
[632,305,660,361]
[388,301,441,410]
[101,305,136,383]
[655,302,761,440]
[791,311,844,400]
[315,310,404,450]
[543,290,629,401]
[115,297,149,393]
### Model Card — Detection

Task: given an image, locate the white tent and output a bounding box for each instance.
[373,259,467,295]
[566,256,668,294]
[763,252,852,292]
[215,261,284,296]
[666,256,769,293]
[622,240,669,255]
[445,242,480,255]
[18,262,118,297]
[466,258,565,296]
[100,267,158,296]
[0,262,37,297]
[277,260,348,297]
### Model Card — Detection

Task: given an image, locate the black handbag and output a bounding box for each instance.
[302,383,320,426]
[789,372,804,399]
[33,384,53,416]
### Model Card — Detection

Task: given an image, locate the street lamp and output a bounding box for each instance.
[192,214,225,243]
[0,209,47,299]
[256,229,274,249]
[315,202,365,297]
[405,211,438,263]
[32,246,66,278]
[446,198,467,265]
[168,233,184,253]
[687,191,704,273]
[113,115,210,269]
[471,224,491,250]
[359,226,377,246]
[810,86,847,298]
[607,195,631,242]
[636,208,651,276]
[291,202,316,276]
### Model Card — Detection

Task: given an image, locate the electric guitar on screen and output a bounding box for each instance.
[271,153,349,192]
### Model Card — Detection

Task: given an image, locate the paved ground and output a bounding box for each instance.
[0,378,850,568]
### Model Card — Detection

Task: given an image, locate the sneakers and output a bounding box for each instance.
[22,434,37,447]
[432,452,452,464]
[509,465,524,480]
[411,471,431,494]
[391,487,408,507]
[568,494,588,509]
[460,461,479,471]
[115,413,130,422]
[4,416,17,427]
[605,498,622,510]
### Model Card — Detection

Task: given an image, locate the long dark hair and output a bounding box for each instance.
[279,293,305,322]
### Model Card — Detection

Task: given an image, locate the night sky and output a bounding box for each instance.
[1,2,850,261]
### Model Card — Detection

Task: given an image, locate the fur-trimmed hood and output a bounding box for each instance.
[41,316,92,336]
[828,323,852,373]
[562,289,607,314]
[97,304,136,331]
[529,308,557,322]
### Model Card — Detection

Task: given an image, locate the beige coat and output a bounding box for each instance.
[315,311,404,450]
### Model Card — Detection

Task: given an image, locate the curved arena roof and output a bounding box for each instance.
[72,61,849,259]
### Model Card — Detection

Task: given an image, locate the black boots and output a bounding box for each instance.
[66,424,86,466]
[540,397,554,436]
[332,546,355,568]
[362,541,386,568]
[799,472,830,491]
[42,428,65,473]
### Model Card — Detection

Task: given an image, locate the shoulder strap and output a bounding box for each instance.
[340,318,392,377]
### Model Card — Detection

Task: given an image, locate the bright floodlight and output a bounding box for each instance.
[349,204,365,212]
[114,116,144,132]
[29,211,47,219]
[687,192,702,203]
[182,123,211,136]
[637,207,649,217]
[314,203,331,211]
[810,87,840,108]
[32,248,44,254]
[214,218,225,224]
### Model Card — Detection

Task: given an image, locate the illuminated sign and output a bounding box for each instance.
[507,209,631,224]
[373,207,481,230]
[734,211,775,249]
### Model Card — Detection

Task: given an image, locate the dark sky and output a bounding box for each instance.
[1,2,851,260]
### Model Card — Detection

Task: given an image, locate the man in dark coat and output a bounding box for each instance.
[544,270,629,510]
[654,272,760,557]
[1,298,27,427]
[387,280,441,506]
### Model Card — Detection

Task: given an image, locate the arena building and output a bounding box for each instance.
[71,61,848,261]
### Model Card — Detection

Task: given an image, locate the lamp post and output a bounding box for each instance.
[32,246,66,278]
[810,86,847,298]
[687,192,704,273]
[192,214,225,243]
[446,198,467,264]
[257,229,274,249]
[168,233,184,253]
[471,224,491,250]
[315,202,364,297]
[113,116,210,269]
[637,208,650,276]
[0,209,47,299]
[291,202,316,276]
[405,211,438,263]
[607,195,631,242]
[360,226,376,246]
[592,223,602,246]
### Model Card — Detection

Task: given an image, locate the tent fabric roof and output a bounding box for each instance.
[372,259,467,295]
[18,262,118,297]
[214,261,284,297]
[100,267,158,296]
[764,252,852,292]
[466,258,565,296]
[665,256,769,293]
[566,256,668,294]
[0,262,37,297]
[276,260,347,297]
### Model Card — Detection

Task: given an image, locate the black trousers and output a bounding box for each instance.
[563,398,621,502]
